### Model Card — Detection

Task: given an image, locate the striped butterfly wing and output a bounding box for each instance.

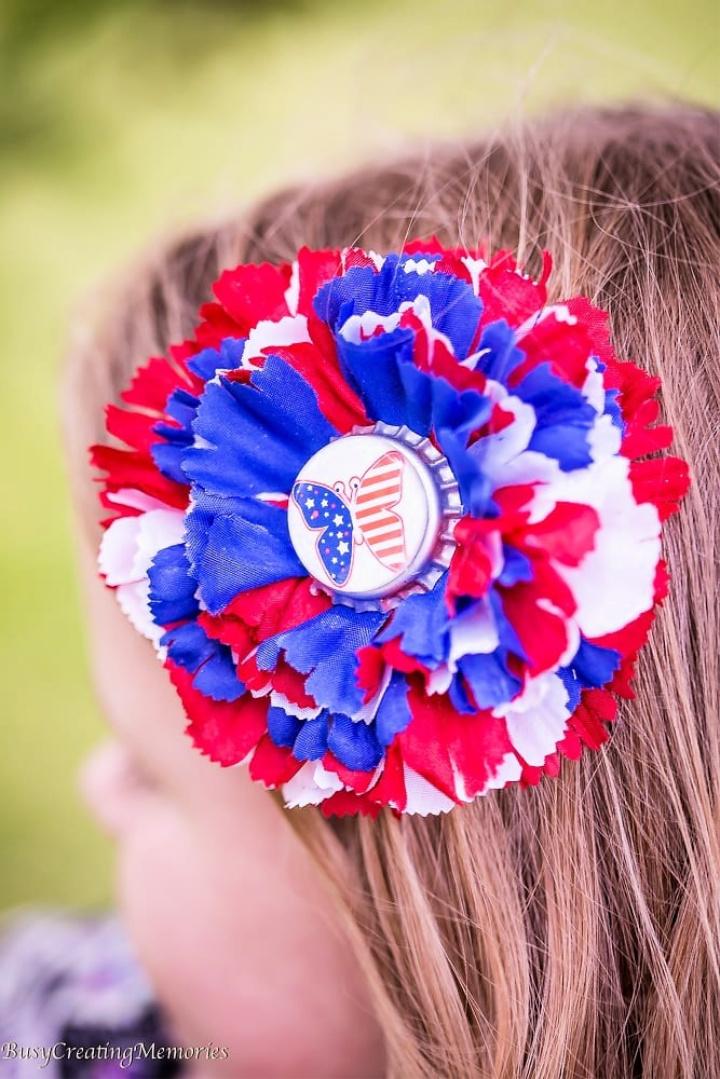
[291,481,354,586]
[354,451,407,572]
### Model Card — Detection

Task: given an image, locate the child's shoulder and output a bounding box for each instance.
[0,911,181,1076]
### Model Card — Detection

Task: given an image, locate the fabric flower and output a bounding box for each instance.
[92,241,689,816]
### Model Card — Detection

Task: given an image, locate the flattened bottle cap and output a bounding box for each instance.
[288,432,443,600]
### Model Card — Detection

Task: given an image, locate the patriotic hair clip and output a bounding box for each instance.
[92,241,688,817]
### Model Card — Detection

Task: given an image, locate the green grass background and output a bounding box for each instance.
[1,0,717,912]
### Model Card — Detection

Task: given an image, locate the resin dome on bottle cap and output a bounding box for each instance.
[287,432,442,599]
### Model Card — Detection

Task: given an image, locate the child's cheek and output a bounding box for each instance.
[116,801,244,1071]
[114,798,385,1078]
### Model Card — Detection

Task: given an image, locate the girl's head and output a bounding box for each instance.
[65,103,720,1078]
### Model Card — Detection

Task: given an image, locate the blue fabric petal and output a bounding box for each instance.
[161,621,215,670]
[337,326,417,428]
[183,354,338,498]
[184,493,277,580]
[166,387,200,429]
[151,388,200,485]
[256,606,386,715]
[292,713,329,761]
[160,622,244,703]
[517,362,596,471]
[433,380,493,515]
[328,714,384,771]
[187,336,246,380]
[148,544,198,626]
[557,666,582,712]
[314,259,483,359]
[458,651,522,709]
[151,338,247,483]
[571,639,622,687]
[377,574,451,668]
[150,442,190,486]
[192,650,246,702]
[488,588,528,663]
[605,387,624,430]
[190,501,304,614]
[397,359,436,435]
[473,320,526,382]
[374,672,412,746]
[449,673,478,714]
[497,546,533,587]
[267,706,302,748]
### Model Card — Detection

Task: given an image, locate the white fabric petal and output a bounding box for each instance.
[460,255,487,295]
[494,672,570,766]
[515,303,577,340]
[268,691,321,721]
[426,665,452,695]
[99,517,142,586]
[402,257,436,275]
[401,766,456,815]
[242,314,310,367]
[469,395,537,480]
[352,667,392,725]
[99,508,186,648]
[480,752,523,793]
[115,580,164,646]
[446,598,499,673]
[529,455,660,637]
[283,259,300,316]
[282,761,344,808]
[105,488,172,514]
[582,357,606,413]
[589,413,622,462]
[132,510,186,581]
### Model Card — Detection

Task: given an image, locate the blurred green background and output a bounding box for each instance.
[1,0,717,912]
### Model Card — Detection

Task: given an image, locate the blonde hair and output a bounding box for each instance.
[65,103,720,1077]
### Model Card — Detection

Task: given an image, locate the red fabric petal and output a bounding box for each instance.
[272,342,368,433]
[379,638,431,677]
[365,741,407,811]
[212,262,292,335]
[224,578,331,641]
[236,652,271,695]
[355,645,385,704]
[567,688,617,750]
[400,685,459,802]
[444,708,513,800]
[90,445,188,510]
[478,250,549,327]
[121,355,192,412]
[197,611,254,659]
[629,455,690,519]
[555,729,583,761]
[105,405,160,455]
[322,752,376,795]
[295,247,343,313]
[500,582,570,675]
[522,503,600,566]
[320,789,382,819]
[168,663,268,766]
[249,735,303,787]
[194,301,246,350]
[271,660,317,709]
[511,315,595,389]
[447,527,494,610]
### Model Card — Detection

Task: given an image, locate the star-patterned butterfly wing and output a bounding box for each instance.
[291,482,354,586]
[353,451,407,572]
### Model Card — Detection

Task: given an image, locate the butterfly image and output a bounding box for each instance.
[291,451,407,588]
